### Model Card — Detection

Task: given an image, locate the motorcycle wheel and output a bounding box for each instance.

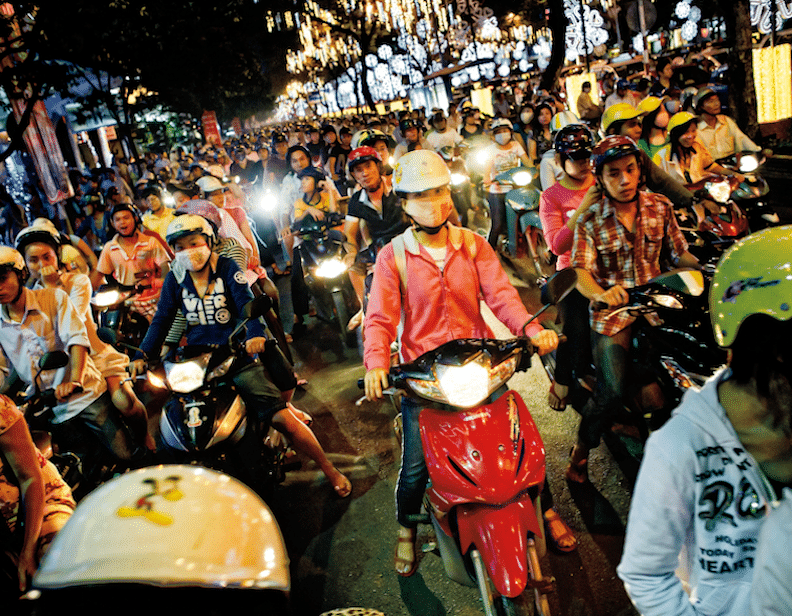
[495,596,532,616]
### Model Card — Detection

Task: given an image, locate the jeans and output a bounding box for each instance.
[64,392,137,461]
[396,395,429,528]
[577,326,631,449]
[487,192,507,251]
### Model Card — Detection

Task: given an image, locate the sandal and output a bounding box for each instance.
[394,533,419,577]
[548,380,569,412]
[544,508,577,553]
[565,446,588,484]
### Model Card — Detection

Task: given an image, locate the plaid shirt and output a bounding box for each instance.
[571,191,688,336]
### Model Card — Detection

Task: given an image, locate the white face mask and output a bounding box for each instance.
[494,132,511,146]
[404,190,454,232]
[176,245,212,272]
[520,111,534,124]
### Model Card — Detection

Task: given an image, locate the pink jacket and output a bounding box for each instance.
[363,226,543,371]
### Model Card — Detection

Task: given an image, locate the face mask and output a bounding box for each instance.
[176,245,211,272]
[520,111,534,124]
[494,133,511,146]
[404,191,453,234]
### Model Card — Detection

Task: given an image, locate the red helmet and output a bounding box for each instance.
[347,146,382,175]
[591,135,641,175]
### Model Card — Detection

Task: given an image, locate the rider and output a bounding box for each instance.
[354,129,396,178]
[693,87,763,161]
[293,166,338,224]
[618,225,792,616]
[568,135,700,482]
[424,111,463,153]
[16,225,154,451]
[343,146,410,328]
[130,216,351,497]
[0,247,142,462]
[363,150,558,575]
[393,119,425,162]
[538,125,597,412]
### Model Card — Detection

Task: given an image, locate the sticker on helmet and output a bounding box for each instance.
[722,277,780,303]
[115,476,184,526]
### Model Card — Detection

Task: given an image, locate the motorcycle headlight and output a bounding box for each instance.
[147,371,166,389]
[450,172,467,187]
[91,289,126,308]
[738,154,759,173]
[705,179,731,204]
[511,170,533,187]
[407,353,519,408]
[315,257,347,279]
[257,190,278,215]
[165,355,210,393]
[651,294,683,309]
[475,149,490,167]
[163,193,176,207]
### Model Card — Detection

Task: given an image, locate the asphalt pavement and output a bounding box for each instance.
[271,256,640,616]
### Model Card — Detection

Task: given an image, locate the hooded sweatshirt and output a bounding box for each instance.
[617,369,774,616]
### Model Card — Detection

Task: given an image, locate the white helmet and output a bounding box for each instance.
[166,214,217,248]
[490,118,513,131]
[392,150,451,197]
[33,465,290,591]
[0,245,26,274]
[196,175,226,194]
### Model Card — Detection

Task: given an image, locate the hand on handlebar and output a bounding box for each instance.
[129,359,147,379]
[530,330,558,356]
[364,368,389,401]
[245,336,267,356]
[593,285,629,310]
[55,381,83,401]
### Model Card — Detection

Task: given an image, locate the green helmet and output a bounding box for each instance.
[710,225,792,347]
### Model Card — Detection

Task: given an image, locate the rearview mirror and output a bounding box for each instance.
[243,295,273,320]
[38,351,69,371]
[540,269,578,306]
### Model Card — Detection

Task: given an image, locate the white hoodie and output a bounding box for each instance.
[618,369,775,616]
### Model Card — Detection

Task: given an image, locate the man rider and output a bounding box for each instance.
[694,87,763,161]
[568,135,700,483]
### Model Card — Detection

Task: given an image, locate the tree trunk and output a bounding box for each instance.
[540,1,567,94]
[724,0,760,141]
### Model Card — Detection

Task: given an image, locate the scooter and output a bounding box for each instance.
[146,296,293,495]
[717,151,779,228]
[361,270,578,616]
[91,281,156,357]
[496,167,556,279]
[292,211,360,349]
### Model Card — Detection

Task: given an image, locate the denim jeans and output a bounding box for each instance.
[487,192,507,251]
[396,395,429,528]
[577,326,631,449]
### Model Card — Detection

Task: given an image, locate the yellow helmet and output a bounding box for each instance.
[601,103,641,134]
[667,111,697,135]
[636,96,664,116]
[710,226,792,347]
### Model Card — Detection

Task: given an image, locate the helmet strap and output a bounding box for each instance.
[409,216,448,235]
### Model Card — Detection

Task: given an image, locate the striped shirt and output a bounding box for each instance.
[571,191,688,336]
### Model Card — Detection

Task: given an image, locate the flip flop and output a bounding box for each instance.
[544,508,577,553]
[331,472,352,498]
[565,447,588,484]
[548,380,569,412]
[394,534,419,577]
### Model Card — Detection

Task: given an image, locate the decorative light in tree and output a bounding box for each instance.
[689,6,701,21]
[564,0,609,62]
[391,55,408,75]
[633,33,644,53]
[533,36,551,71]
[378,44,393,61]
[518,58,530,73]
[365,54,379,69]
[675,1,691,19]
[497,63,510,77]
[751,0,792,34]
[680,20,698,41]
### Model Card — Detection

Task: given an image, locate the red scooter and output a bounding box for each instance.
[371,270,575,616]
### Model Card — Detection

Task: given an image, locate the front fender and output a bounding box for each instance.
[518,210,542,232]
[456,491,541,598]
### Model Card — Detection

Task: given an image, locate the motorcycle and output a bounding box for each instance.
[438,146,489,238]
[495,167,556,279]
[717,151,779,228]
[145,296,294,495]
[91,281,156,357]
[360,271,579,616]
[557,269,725,433]
[292,211,360,349]
[677,175,750,239]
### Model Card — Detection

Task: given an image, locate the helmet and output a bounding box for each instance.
[399,118,422,134]
[667,111,697,136]
[490,118,513,131]
[297,166,326,183]
[347,146,382,175]
[33,465,290,591]
[680,86,698,111]
[195,175,226,194]
[392,150,451,196]
[636,96,663,116]
[0,246,26,276]
[692,87,719,113]
[175,199,223,233]
[109,202,142,227]
[591,135,641,175]
[549,110,580,133]
[710,226,792,347]
[353,129,395,150]
[554,124,595,162]
[15,223,62,257]
[166,214,216,248]
[206,164,226,180]
[616,78,630,90]
[602,103,642,134]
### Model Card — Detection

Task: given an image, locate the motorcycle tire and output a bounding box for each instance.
[495,596,533,616]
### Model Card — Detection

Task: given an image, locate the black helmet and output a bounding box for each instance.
[554,124,595,163]
[109,202,142,227]
[286,145,310,164]
[591,135,641,175]
[399,118,422,134]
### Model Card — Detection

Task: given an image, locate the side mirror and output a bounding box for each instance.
[540,269,578,306]
[38,351,69,371]
[97,327,118,346]
[243,295,273,320]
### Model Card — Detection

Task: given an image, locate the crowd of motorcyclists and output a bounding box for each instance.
[0,51,789,616]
